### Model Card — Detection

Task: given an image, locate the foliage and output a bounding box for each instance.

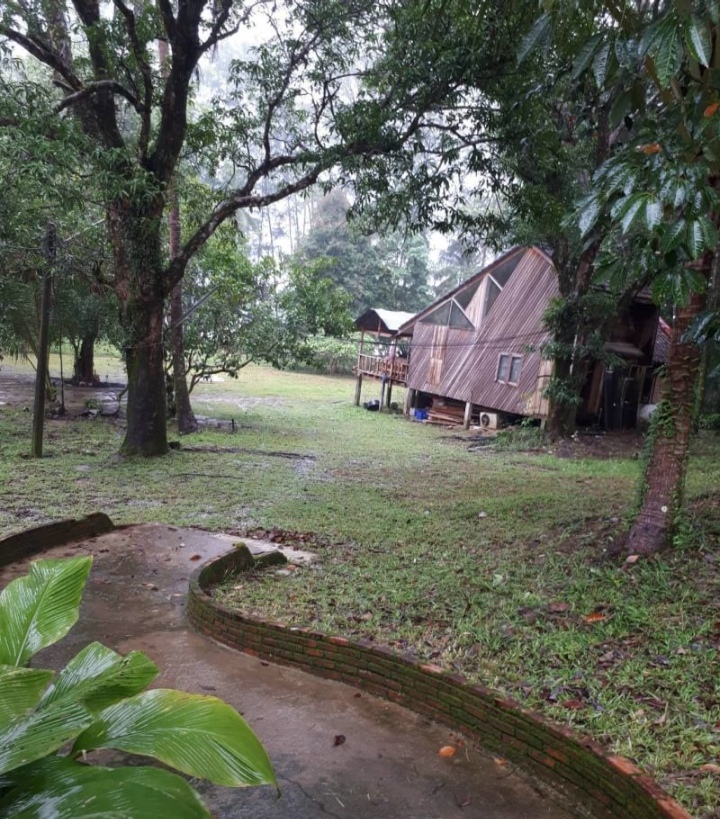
[293,335,358,376]
[1,0,461,455]
[493,420,546,451]
[178,218,353,389]
[531,0,720,549]
[697,412,720,430]
[0,557,275,818]
[296,190,432,315]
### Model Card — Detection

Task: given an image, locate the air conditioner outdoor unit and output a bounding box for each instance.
[480,412,499,430]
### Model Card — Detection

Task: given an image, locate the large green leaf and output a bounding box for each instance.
[650,22,682,88]
[39,643,158,713]
[518,13,550,63]
[643,196,662,230]
[0,558,92,667]
[592,40,612,87]
[73,689,276,788]
[685,16,712,67]
[612,193,646,233]
[0,756,211,819]
[661,218,686,253]
[577,194,601,237]
[0,667,53,730]
[572,33,602,79]
[0,700,91,775]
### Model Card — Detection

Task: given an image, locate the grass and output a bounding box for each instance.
[1,359,719,816]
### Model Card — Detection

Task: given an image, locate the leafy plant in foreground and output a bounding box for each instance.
[0,557,276,818]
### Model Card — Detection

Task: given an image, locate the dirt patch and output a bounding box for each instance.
[0,368,125,417]
[547,430,645,460]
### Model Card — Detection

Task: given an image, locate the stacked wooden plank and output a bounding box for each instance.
[426,400,466,426]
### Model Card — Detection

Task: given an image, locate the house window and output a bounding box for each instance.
[497,354,510,382]
[497,354,522,385]
[421,299,473,329]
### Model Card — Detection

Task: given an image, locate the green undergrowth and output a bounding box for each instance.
[1,361,720,815]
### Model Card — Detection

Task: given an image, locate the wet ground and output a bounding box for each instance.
[0,524,575,819]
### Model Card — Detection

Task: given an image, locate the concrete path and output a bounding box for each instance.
[0,524,574,819]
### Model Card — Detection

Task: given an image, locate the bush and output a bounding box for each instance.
[494,420,546,451]
[0,557,276,818]
[698,413,720,431]
[293,335,357,375]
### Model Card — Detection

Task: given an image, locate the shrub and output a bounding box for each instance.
[0,557,276,818]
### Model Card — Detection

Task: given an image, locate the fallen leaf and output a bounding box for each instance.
[705,101,720,118]
[189,554,202,561]
[638,142,661,154]
[333,735,346,747]
[438,745,456,758]
[700,763,720,774]
[548,601,570,613]
[560,699,585,710]
[493,757,508,766]
[353,693,362,698]
[625,554,640,565]
[583,612,607,623]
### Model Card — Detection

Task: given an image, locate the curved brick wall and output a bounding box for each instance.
[188,550,692,819]
[0,513,115,568]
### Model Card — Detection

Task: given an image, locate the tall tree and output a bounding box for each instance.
[297,190,432,314]
[1,0,447,455]
[539,0,720,552]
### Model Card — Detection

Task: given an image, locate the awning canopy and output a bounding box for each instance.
[355,308,416,336]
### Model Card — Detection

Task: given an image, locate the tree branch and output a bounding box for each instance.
[112,0,153,156]
[0,25,81,90]
[54,80,142,114]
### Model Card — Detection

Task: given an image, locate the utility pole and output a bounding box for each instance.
[31,221,56,458]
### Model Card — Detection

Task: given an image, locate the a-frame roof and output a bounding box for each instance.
[397,246,550,335]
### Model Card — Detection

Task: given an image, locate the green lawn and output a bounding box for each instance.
[1,359,719,816]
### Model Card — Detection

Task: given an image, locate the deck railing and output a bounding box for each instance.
[356,353,408,383]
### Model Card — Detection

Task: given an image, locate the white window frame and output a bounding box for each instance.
[496,353,522,386]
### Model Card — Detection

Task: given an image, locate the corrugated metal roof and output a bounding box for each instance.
[355,308,416,335]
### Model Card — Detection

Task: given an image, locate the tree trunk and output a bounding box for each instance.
[171,282,198,432]
[158,35,197,435]
[545,242,597,441]
[121,294,169,457]
[74,331,97,384]
[626,290,705,554]
[168,189,197,434]
[545,355,580,440]
[108,201,170,457]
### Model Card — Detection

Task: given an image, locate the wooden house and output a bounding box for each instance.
[356,246,666,429]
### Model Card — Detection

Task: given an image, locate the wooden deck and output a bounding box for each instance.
[356,353,408,384]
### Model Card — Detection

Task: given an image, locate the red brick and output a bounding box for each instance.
[655,798,694,819]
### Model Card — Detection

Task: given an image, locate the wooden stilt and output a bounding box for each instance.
[405,388,415,416]
[354,373,363,406]
[386,383,393,408]
[463,400,473,429]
